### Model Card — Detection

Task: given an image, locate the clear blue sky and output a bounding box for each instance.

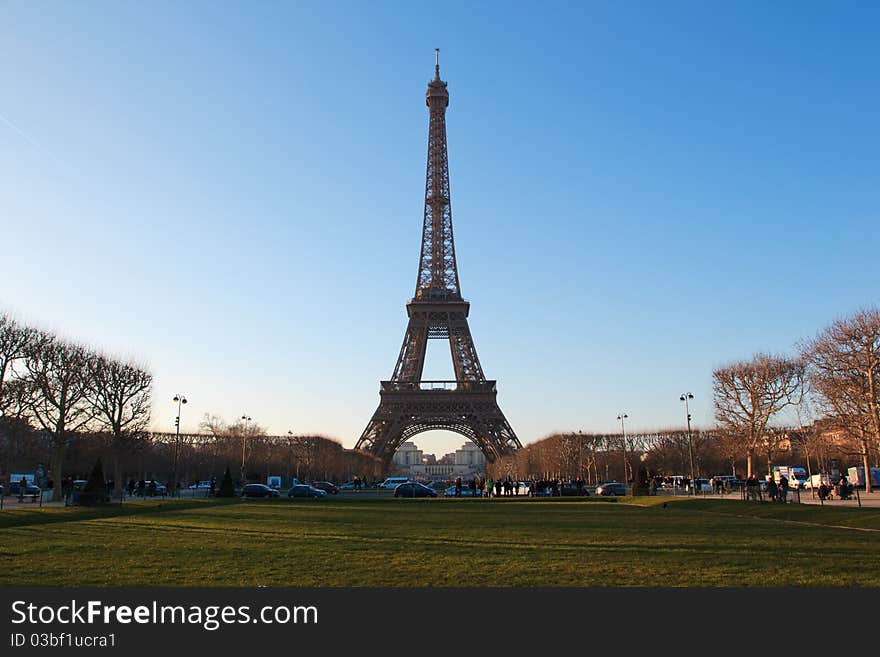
[1,2,877,456]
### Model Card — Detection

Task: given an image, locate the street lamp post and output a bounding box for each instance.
[172,395,187,495]
[577,429,583,483]
[286,430,293,485]
[617,413,628,489]
[241,414,251,484]
[680,393,696,495]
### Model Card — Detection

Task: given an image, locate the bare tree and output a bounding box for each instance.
[23,336,97,500]
[89,356,152,495]
[713,353,805,477]
[759,426,791,476]
[0,313,39,417]
[804,307,880,492]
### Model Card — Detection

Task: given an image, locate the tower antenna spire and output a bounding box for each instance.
[434,48,440,79]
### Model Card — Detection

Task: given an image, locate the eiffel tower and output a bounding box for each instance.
[356,51,521,466]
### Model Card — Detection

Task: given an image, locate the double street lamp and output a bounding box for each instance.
[287,430,299,483]
[680,393,696,494]
[172,395,187,493]
[577,429,583,482]
[617,413,628,486]
[241,414,252,484]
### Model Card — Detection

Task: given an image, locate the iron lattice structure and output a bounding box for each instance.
[356,53,521,465]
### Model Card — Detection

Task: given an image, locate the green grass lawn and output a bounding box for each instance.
[2,497,879,587]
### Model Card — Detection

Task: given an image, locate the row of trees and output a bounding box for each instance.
[486,307,879,490]
[192,414,383,483]
[487,429,718,484]
[713,306,880,490]
[491,423,863,487]
[0,313,152,499]
[4,306,876,491]
[2,418,384,494]
[1,313,383,492]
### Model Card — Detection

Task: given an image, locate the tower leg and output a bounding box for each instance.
[391,319,429,383]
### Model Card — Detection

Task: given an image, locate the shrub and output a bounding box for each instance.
[217,466,235,498]
[79,458,109,505]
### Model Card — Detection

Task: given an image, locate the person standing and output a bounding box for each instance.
[18,476,27,502]
[766,477,778,503]
[779,475,789,504]
[745,475,757,501]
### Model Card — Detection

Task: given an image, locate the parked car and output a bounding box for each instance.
[394,482,438,498]
[339,481,356,490]
[311,481,339,495]
[443,485,480,497]
[693,478,713,493]
[241,483,280,498]
[660,475,690,490]
[561,482,589,496]
[596,482,627,496]
[713,475,744,490]
[379,477,410,489]
[188,480,212,490]
[287,484,326,499]
[134,480,167,496]
[8,482,41,497]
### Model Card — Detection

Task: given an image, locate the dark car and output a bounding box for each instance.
[311,481,339,495]
[241,483,280,498]
[561,482,590,496]
[136,480,167,497]
[394,482,438,498]
[287,484,326,499]
[8,482,41,497]
[595,482,627,496]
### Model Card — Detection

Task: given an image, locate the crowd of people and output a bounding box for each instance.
[445,476,590,497]
[816,478,853,501]
[450,475,521,497]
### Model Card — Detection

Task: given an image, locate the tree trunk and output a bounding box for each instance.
[50,438,64,502]
[746,452,753,478]
[805,445,814,499]
[113,454,123,499]
[863,444,872,494]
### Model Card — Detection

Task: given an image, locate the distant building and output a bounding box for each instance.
[391,440,486,481]
[392,442,424,468]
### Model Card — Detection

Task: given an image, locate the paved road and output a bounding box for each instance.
[4,489,880,509]
[664,489,880,508]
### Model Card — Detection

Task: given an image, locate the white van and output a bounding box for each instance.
[379,477,409,489]
[772,466,808,489]
[803,473,832,490]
